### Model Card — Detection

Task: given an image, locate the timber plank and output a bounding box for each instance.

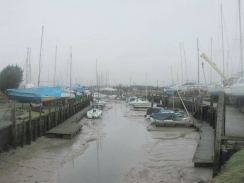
[193,122,214,166]
[46,105,92,139]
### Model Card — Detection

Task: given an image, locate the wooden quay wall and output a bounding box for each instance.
[152,93,244,177]
[0,96,91,152]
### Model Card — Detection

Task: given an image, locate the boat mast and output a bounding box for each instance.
[26,47,31,84]
[220,4,225,80]
[130,77,131,94]
[29,48,31,83]
[54,46,57,85]
[108,70,110,87]
[38,26,44,87]
[70,46,72,87]
[182,42,188,82]
[239,0,243,77]
[96,58,99,101]
[210,37,212,84]
[171,65,174,110]
[146,72,147,99]
[180,43,183,84]
[25,48,29,85]
[197,38,200,84]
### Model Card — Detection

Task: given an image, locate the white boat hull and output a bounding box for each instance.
[108,95,117,100]
[87,109,102,119]
[207,85,224,97]
[150,117,191,127]
[133,102,151,108]
[230,85,244,97]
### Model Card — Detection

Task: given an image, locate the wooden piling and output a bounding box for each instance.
[54,102,57,126]
[27,105,32,145]
[34,119,37,142]
[21,122,25,147]
[43,115,46,135]
[38,106,42,137]
[213,92,225,177]
[11,101,17,149]
[48,102,51,130]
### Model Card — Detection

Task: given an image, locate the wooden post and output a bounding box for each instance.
[200,102,203,122]
[38,105,42,137]
[27,105,32,145]
[48,102,51,129]
[43,115,46,135]
[223,94,226,136]
[21,122,25,147]
[33,119,37,142]
[54,102,57,126]
[213,91,225,177]
[59,107,62,124]
[210,96,213,107]
[11,101,17,149]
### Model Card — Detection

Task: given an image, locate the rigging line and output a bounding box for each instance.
[29,48,31,83]
[221,4,225,79]
[61,60,70,86]
[180,43,183,84]
[222,10,231,79]
[239,0,243,76]
[201,60,207,87]
[210,38,213,84]
[38,26,44,87]
[182,42,188,82]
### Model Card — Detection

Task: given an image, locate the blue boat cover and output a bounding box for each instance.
[145,107,164,116]
[153,112,174,121]
[153,112,183,121]
[5,86,61,103]
[69,84,84,93]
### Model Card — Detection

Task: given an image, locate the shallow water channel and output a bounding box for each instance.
[50,101,213,183]
[53,101,149,183]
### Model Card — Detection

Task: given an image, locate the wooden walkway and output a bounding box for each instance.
[193,121,214,167]
[46,105,92,139]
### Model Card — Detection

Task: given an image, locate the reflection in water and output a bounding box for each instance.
[57,170,60,183]
[53,102,148,183]
[96,139,103,170]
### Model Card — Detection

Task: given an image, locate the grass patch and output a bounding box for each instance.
[208,148,244,183]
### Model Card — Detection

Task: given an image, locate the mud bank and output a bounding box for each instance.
[0,110,107,183]
[122,108,212,183]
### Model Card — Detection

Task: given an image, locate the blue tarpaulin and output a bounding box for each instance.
[5,86,61,104]
[69,84,84,93]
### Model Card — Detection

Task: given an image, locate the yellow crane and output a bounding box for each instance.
[200,53,230,86]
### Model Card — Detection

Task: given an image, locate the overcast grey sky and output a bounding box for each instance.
[0,0,243,87]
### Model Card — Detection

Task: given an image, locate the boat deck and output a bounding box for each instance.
[46,105,92,139]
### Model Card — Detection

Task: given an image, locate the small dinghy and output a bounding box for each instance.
[87,108,102,119]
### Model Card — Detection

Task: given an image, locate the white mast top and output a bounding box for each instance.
[239,0,243,77]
